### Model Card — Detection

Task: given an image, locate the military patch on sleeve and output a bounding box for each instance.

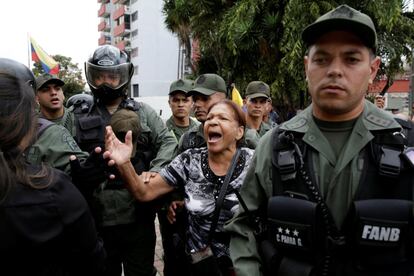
[62,131,81,151]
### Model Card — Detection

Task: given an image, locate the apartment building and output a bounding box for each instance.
[97,0,187,97]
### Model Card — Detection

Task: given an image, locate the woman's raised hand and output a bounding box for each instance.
[103,126,133,167]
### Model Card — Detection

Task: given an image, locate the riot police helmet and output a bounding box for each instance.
[66,93,93,108]
[85,45,134,103]
[0,58,36,93]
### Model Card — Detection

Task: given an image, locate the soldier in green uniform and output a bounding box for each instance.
[65,45,177,276]
[0,61,88,176]
[27,121,88,174]
[32,73,88,173]
[161,78,200,276]
[244,81,272,143]
[166,78,200,142]
[226,5,414,276]
[35,74,94,135]
[35,74,66,122]
[178,73,257,152]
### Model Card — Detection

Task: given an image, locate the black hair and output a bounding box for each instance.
[0,72,50,203]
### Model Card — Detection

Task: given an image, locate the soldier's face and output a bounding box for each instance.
[304,30,380,121]
[168,92,192,119]
[246,96,268,119]
[36,82,65,114]
[192,92,226,123]
[94,72,121,88]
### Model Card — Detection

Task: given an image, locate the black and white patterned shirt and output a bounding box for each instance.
[160,147,254,258]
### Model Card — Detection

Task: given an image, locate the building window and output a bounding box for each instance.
[132,11,138,22]
[131,29,138,38]
[134,65,138,75]
[133,84,139,97]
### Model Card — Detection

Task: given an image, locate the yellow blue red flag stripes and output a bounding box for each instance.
[231,86,243,107]
[30,37,59,75]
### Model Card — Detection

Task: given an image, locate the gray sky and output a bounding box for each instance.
[0,0,99,69]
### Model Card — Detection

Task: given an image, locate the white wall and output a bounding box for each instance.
[134,96,171,121]
[130,0,179,97]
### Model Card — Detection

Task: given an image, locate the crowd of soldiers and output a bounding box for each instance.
[1,4,414,276]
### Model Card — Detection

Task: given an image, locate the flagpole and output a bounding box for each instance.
[27,33,31,70]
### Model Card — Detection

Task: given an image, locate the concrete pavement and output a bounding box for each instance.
[154,216,164,276]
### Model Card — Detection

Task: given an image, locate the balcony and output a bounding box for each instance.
[98,21,110,32]
[113,5,125,20]
[116,39,130,51]
[113,22,130,37]
[98,35,111,46]
[98,4,109,17]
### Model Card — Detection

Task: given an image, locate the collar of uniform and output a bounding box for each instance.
[280,105,312,133]
[196,123,205,138]
[257,121,272,137]
[281,100,401,132]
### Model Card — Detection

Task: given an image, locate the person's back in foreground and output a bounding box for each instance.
[0,58,106,276]
[226,4,414,276]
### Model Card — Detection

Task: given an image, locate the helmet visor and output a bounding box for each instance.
[86,62,131,90]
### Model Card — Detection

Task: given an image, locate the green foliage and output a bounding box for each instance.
[163,0,414,114]
[32,55,85,103]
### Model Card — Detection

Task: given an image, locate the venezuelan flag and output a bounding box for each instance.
[231,86,243,107]
[30,37,59,74]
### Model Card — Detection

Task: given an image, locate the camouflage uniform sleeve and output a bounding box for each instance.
[138,102,178,172]
[225,130,274,276]
[27,124,88,174]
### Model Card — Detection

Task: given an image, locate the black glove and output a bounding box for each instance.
[70,149,107,196]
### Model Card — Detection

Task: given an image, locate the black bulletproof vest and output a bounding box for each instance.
[268,126,414,276]
[73,99,151,174]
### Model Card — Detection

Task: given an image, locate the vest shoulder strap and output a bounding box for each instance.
[394,117,414,146]
[37,118,54,137]
[120,98,141,111]
[271,127,307,196]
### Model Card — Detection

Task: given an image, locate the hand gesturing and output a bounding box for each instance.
[103,126,133,167]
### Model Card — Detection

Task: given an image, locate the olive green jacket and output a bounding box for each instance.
[166,116,200,143]
[40,107,73,129]
[27,123,88,174]
[225,100,402,276]
[245,122,273,147]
